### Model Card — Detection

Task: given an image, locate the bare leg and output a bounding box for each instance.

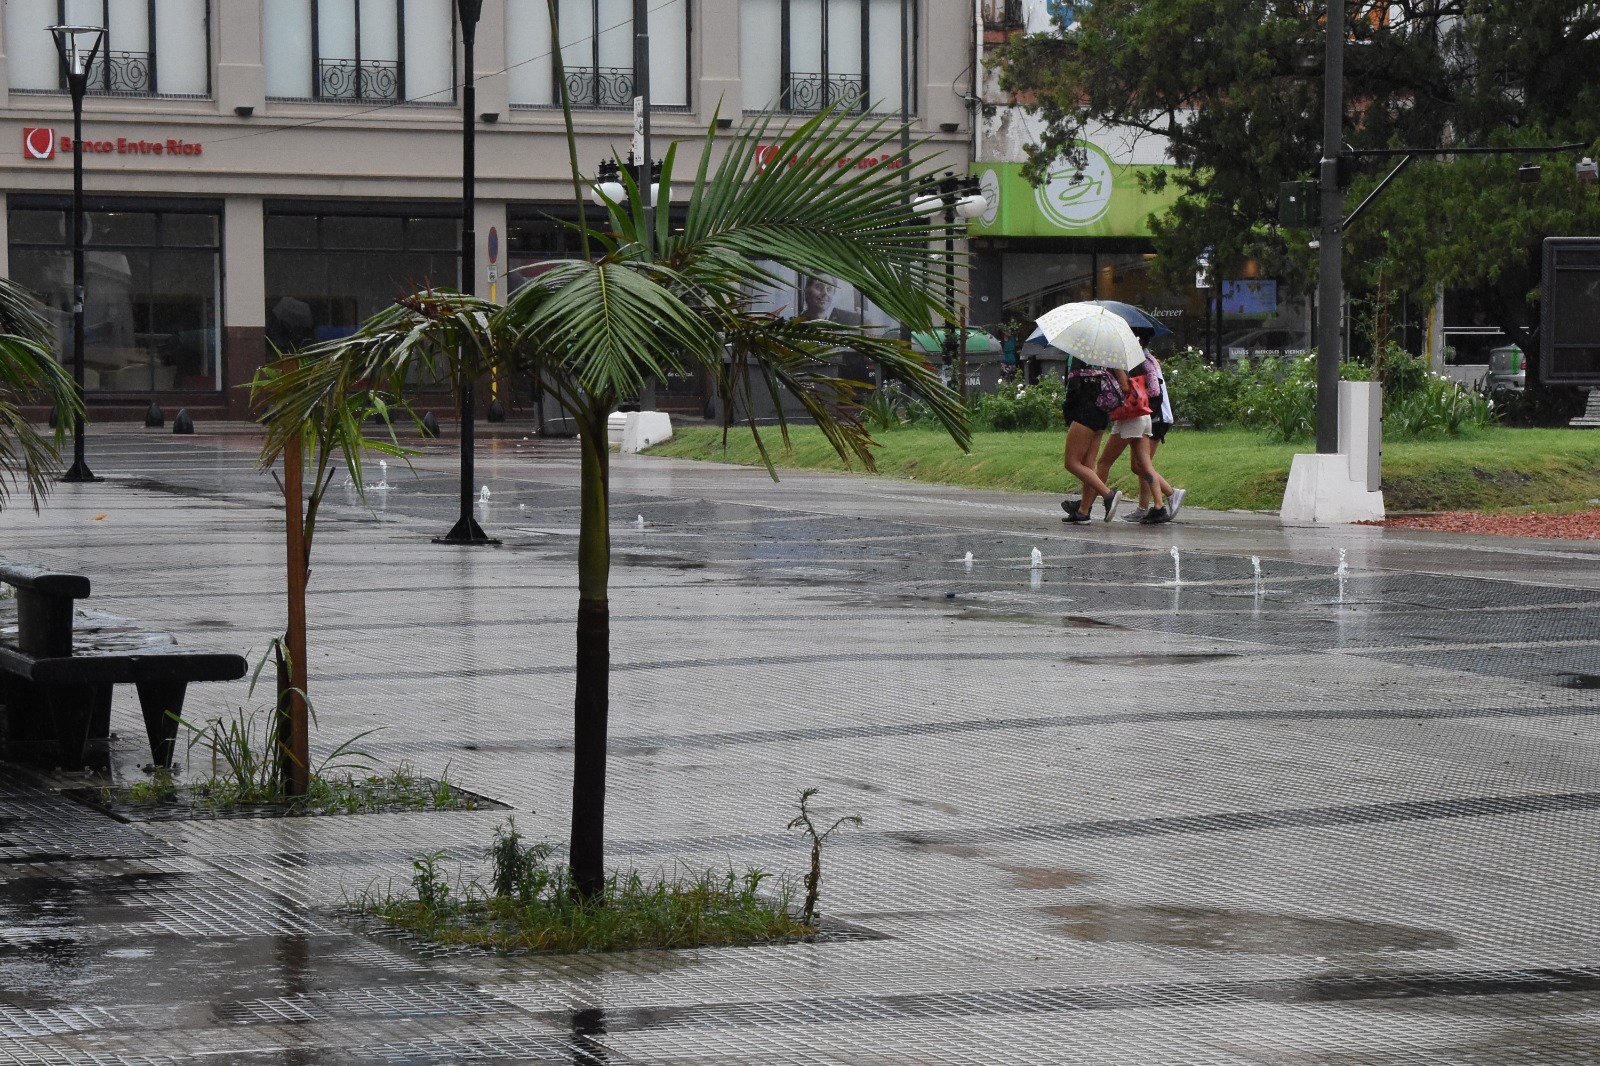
[1128,436,1165,509]
[1064,422,1112,509]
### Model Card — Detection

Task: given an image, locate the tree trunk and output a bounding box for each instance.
[281,436,311,797]
[569,405,611,899]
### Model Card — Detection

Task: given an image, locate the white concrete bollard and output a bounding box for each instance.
[621,411,673,453]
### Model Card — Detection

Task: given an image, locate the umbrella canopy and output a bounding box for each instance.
[1034,303,1146,371]
[1087,300,1172,338]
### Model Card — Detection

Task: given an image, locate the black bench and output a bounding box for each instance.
[0,563,248,771]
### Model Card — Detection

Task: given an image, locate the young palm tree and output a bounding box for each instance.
[0,280,82,512]
[254,108,970,898]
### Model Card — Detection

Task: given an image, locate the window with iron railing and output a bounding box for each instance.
[4,0,210,97]
[506,0,688,110]
[741,0,915,115]
[264,0,455,104]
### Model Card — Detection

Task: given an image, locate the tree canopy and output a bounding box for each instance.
[992,0,1600,355]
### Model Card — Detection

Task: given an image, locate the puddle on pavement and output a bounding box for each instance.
[952,609,1125,630]
[826,777,961,816]
[615,553,706,570]
[1044,903,1457,955]
[887,832,986,859]
[998,865,1091,890]
[1060,653,1241,667]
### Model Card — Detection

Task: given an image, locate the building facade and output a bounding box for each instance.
[971,0,1310,362]
[0,0,973,420]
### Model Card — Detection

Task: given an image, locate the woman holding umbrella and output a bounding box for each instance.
[1036,304,1147,523]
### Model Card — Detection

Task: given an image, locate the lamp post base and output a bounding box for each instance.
[433,516,500,546]
[59,461,100,483]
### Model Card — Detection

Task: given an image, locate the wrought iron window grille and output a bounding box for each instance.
[84,50,153,95]
[783,72,865,113]
[561,65,634,110]
[317,57,401,101]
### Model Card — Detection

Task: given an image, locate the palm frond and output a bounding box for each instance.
[0,279,81,512]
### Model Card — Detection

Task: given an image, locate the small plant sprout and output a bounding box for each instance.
[787,787,862,928]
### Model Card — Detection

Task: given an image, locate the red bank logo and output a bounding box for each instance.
[23,127,55,160]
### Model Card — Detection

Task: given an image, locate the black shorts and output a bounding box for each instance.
[1063,400,1110,432]
[1150,419,1171,444]
[1064,379,1111,432]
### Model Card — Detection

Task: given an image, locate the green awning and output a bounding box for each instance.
[906,328,994,355]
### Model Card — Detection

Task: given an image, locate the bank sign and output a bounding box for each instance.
[968,144,1181,238]
[22,127,202,160]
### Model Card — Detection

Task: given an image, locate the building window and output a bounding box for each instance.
[8,200,223,394]
[506,0,688,110]
[263,0,455,104]
[741,0,913,114]
[264,204,459,354]
[4,0,211,97]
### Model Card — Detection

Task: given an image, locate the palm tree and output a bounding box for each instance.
[253,107,970,898]
[0,279,82,512]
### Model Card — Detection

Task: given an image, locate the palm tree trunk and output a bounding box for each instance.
[570,404,611,899]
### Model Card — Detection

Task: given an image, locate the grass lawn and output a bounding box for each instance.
[648,425,1600,513]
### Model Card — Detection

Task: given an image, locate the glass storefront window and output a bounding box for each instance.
[263,207,459,364]
[7,203,221,394]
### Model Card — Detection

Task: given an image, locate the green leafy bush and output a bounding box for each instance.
[969,376,1065,431]
[1162,348,1241,430]
[1383,374,1496,438]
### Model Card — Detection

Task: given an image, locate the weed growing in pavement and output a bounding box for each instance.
[788,787,862,926]
[354,816,813,953]
[126,766,178,803]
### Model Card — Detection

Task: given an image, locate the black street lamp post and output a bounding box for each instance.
[50,24,105,483]
[437,0,496,544]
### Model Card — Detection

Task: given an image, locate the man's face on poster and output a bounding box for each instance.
[803,277,835,318]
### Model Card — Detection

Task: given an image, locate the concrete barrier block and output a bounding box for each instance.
[621,411,673,453]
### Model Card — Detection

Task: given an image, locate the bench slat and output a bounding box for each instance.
[0,563,90,599]
[0,646,247,685]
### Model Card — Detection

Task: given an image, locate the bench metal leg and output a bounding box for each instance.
[40,683,108,770]
[135,680,189,769]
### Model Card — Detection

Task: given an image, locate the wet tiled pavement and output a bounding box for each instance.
[1,423,1599,1064]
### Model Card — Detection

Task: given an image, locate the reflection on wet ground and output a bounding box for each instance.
[4,429,1600,1063]
[1045,902,1458,954]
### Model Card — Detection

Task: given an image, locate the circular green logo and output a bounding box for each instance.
[1035,142,1115,230]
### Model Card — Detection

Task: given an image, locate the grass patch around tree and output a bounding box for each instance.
[353,792,864,953]
[650,425,1600,513]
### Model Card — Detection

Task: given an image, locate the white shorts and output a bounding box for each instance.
[1111,415,1152,440]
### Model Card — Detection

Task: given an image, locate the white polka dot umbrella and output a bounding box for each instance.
[1034,302,1145,371]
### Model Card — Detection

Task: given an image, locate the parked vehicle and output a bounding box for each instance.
[1488,345,1525,392]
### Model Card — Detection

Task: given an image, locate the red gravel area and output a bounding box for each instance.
[1363,510,1600,539]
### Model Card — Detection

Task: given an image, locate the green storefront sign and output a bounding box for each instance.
[968,144,1182,239]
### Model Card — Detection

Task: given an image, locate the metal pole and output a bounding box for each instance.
[61,61,96,481]
[1315,0,1345,454]
[438,0,494,543]
[898,0,911,354]
[633,0,652,258]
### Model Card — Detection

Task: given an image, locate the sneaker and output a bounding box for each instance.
[1140,505,1172,524]
[1062,508,1092,524]
[1118,507,1149,523]
[1061,496,1082,514]
[1167,487,1186,521]
[1101,490,1122,523]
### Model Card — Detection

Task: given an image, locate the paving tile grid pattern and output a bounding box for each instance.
[0,427,1597,1063]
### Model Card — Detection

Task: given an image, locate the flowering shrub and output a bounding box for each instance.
[969,375,1066,431]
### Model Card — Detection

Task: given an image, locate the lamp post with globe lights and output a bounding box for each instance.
[914,173,987,397]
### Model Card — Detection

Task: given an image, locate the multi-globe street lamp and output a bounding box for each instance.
[48,23,105,483]
[913,173,986,395]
